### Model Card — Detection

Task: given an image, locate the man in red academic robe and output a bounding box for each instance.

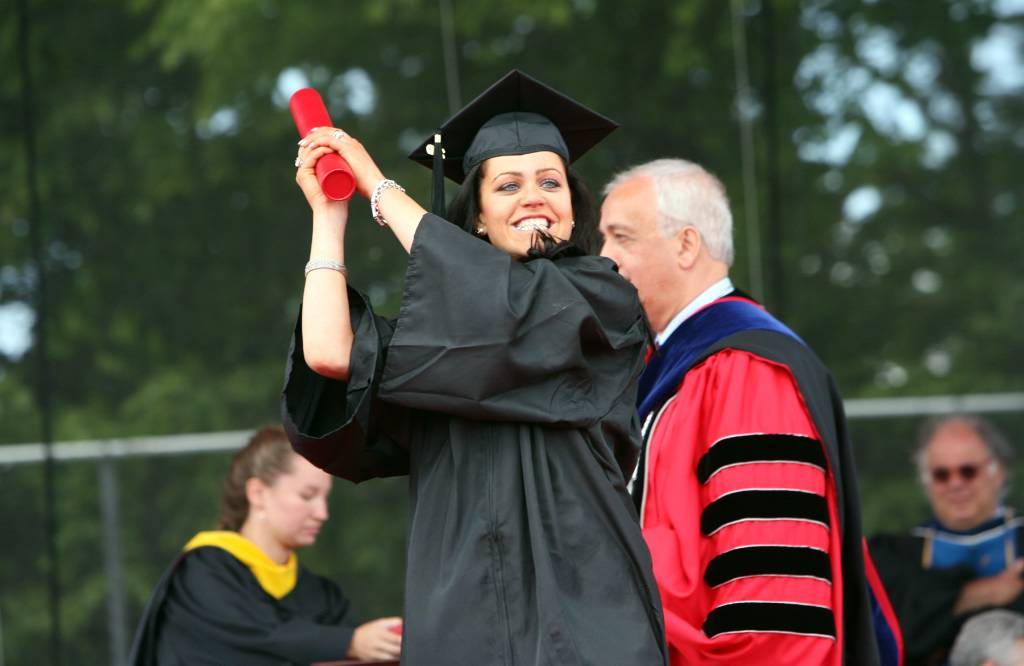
[599,159,901,665]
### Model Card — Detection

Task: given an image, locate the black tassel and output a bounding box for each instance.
[430,133,446,217]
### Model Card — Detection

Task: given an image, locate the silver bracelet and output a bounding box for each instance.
[304,259,348,278]
[370,178,405,227]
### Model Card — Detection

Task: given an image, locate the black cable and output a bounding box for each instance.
[16,0,61,663]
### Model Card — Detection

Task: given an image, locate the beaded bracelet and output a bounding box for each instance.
[370,178,405,227]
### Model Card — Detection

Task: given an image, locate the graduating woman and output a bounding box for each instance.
[129,426,402,665]
[283,70,667,665]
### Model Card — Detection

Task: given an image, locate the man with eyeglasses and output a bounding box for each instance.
[871,415,1024,665]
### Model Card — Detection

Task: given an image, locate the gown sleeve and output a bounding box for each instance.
[643,348,841,666]
[156,548,355,663]
[282,285,411,482]
[379,214,647,426]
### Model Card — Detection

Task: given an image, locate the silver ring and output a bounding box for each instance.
[332,129,347,140]
[294,156,303,168]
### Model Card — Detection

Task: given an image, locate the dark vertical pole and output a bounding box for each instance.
[16,0,61,663]
[98,458,127,666]
[761,0,784,318]
[438,0,462,115]
[730,0,764,300]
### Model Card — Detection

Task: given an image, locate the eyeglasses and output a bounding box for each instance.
[925,461,996,485]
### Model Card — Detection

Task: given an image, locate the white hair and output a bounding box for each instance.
[604,158,734,266]
[912,414,1013,500]
[949,610,1024,666]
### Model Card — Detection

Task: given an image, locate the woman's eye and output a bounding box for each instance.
[497,181,519,192]
[541,178,561,189]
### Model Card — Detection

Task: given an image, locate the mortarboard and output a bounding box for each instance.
[408,70,619,215]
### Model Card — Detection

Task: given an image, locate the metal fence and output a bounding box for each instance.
[2,393,1023,666]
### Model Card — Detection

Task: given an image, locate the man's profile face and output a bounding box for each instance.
[922,419,1005,531]
[599,177,686,332]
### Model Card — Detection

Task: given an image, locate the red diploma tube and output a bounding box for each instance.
[289,88,356,201]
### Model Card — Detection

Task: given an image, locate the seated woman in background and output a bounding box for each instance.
[129,425,402,665]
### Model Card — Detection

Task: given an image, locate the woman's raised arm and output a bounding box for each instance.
[294,128,430,379]
[294,137,357,379]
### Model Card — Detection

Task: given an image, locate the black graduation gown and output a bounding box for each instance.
[128,546,355,665]
[282,214,667,666]
[870,529,1024,666]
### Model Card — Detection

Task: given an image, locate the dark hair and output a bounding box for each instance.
[218,425,295,531]
[447,160,601,256]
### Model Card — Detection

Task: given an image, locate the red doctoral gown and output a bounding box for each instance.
[634,294,898,666]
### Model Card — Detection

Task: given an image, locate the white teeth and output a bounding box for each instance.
[513,218,550,232]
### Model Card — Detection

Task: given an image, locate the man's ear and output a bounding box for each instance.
[676,226,703,270]
[995,463,1008,492]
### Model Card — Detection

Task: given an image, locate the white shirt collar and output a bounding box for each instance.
[655,277,734,346]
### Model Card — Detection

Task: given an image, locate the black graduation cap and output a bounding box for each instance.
[408,70,619,214]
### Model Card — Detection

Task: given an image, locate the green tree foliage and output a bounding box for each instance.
[1,0,1021,662]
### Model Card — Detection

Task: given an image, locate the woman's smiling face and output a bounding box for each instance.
[476,151,574,258]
